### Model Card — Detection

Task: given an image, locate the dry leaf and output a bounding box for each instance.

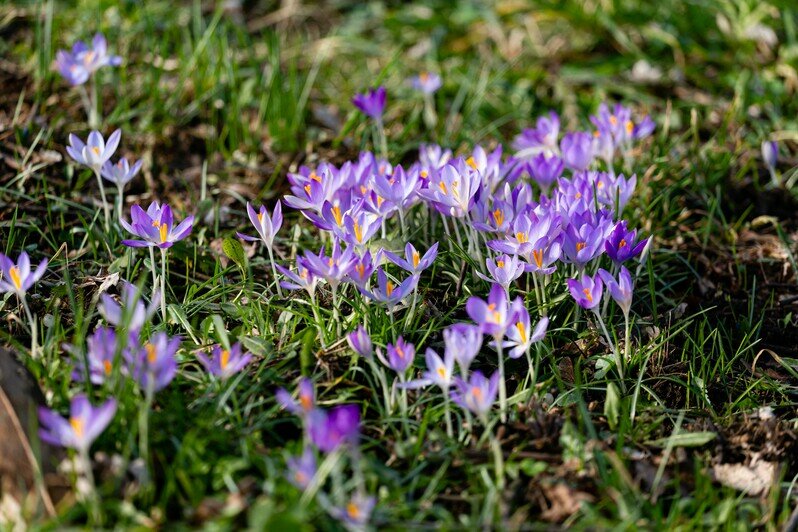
[712,461,777,497]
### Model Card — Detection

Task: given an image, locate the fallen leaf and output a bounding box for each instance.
[712,461,777,497]
[540,482,593,522]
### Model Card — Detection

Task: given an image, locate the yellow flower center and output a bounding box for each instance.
[257,211,264,224]
[412,251,420,269]
[103,360,112,375]
[438,182,448,195]
[300,393,312,411]
[516,321,527,342]
[347,502,360,519]
[83,50,96,65]
[625,120,634,134]
[353,221,363,243]
[91,146,100,156]
[497,260,505,268]
[304,184,312,196]
[294,471,307,485]
[471,387,482,399]
[356,264,366,279]
[332,205,343,226]
[396,345,405,358]
[70,417,84,438]
[309,172,321,182]
[146,343,157,364]
[386,281,394,297]
[619,239,627,248]
[420,170,428,179]
[609,114,618,126]
[220,350,230,370]
[159,223,168,243]
[466,156,478,169]
[575,242,586,253]
[532,249,543,268]
[9,266,22,290]
[420,72,430,82]
[437,367,447,378]
[492,209,504,227]
[583,288,593,303]
[516,232,528,244]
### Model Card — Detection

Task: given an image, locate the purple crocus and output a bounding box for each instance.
[101,157,142,187]
[513,112,560,159]
[567,273,603,310]
[121,202,194,249]
[499,305,548,359]
[0,251,47,298]
[301,240,357,291]
[443,323,482,375]
[402,347,455,391]
[352,86,386,120]
[332,493,376,529]
[347,325,373,359]
[128,332,180,393]
[476,254,525,293]
[99,282,159,331]
[598,266,634,316]
[66,130,122,173]
[450,371,500,421]
[466,283,514,339]
[197,343,252,380]
[38,394,116,454]
[527,153,564,192]
[560,132,595,171]
[604,221,648,264]
[277,260,319,298]
[68,326,118,384]
[276,378,316,417]
[347,250,379,289]
[55,33,122,86]
[358,268,417,311]
[410,72,442,94]
[286,447,317,490]
[308,404,360,453]
[237,201,282,249]
[383,242,438,276]
[762,140,778,170]
[378,337,416,375]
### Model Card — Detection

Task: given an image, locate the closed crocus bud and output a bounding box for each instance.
[762,140,778,170]
[347,325,373,359]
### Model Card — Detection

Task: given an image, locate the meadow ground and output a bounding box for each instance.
[1,0,797,529]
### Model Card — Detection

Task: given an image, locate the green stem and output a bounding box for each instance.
[267,245,282,297]
[593,309,626,391]
[19,296,37,358]
[443,389,453,438]
[94,170,110,232]
[489,430,505,491]
[79,449,102,525]
[496,339,507,423]
[160,248,168,323]
[115,183,124,223]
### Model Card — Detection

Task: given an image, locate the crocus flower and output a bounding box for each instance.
[378,337,416,375]
[301,240,357,291]
[567,273,603,310]
[347,325,373,359]
[277,260,318,298]
[604,221,648,264]
[466,283,514,339]
[236,201,282,249]
[308,404,360,453]
[128,332,180,393]
[598,266,634,316]
[332,493,376,529]
[410,72,442,94]
[560,132,595,171]
[372,165,420,210]
[120,202,194,249]
[0,252,47,298]
[101,157,142,187]
[352,86,386,120]
[66,130,122,173]
[68,326,118,384]
[513,111,560,159]
[499,304,549,359]
[402,348,455,391]
[443,323,482,375]
[99,282,159,331]
[358,268,417,311]
[347,250,379,289]
[383,242,438,276]
[341,210,382,250]
[55,33,122,86]
[38,394,117,454]
[476,254,525,293]
[450,371,500,421]
[762,140,778,170]
[197,343,252,380]
[276,378,316,417]
[286,447,317,490]
[527,153,564,192]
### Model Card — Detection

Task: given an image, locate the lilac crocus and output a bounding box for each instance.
[347,250,379,289]
[301,241,357,291]
[352,86,386,120]
[762,140,778,170]
[443,323,482,375]
[527,153,564,192]
[276,378,316,417]
[450,371,500,422]
[121,202,194,249]
[237,201,282,249]
[99,282,159,331]
[38,394,116,454]
[68,326,118,384]
[277,260,319,299]
[500,304,549,359]
[466,283,514,339]
[66,130,121,173]
[513,112,560,159]
[410,72,442,94]
[605,221,648,264]
[308,404,360,453]
[476,254,525,293]
[598,267,634,316]
[101,157,142,186]
[55,33,121,86]
[560,132,595,171]
[567,273,603,310]
[332,493,376,529]
[402,347,455,392]
[0,252,47,298]
[197,343,252,380]
[347,325,373,359]
[378,337,416,375]
[128,332,179,393]
[383,242,438,276]
[358,268,417,311]
[286,447,317,490]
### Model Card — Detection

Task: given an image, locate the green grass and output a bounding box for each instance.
[1,0,797,529]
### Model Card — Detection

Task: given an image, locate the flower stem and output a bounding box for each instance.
[89,77,99,129]
[443,389,453,438]
[266,245,282,297]
[376,118,388,160]
[115,183,124,223]
[489,430,505,491]
[148,247,158,309]
[593,309,626,390]
[19,296,37,358]
[623,311,631,363]
[138,380,154,488]
[93,170,110,231]
[79,448,101,525]
[496,339,507,423]
[159,248,168,323]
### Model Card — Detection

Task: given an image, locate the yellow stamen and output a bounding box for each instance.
[353,221,363,243]
[386,281,394,297]
[609,115,618,126]
[492,209,504,227]
[437,367,447,378]
[103,360,112,375]
[420,170,429,179]
[593,130,601,138]
[516,321,527,342]
[497,260,505,268]
[420,72,430,82]
[516,232,528,244]
[619,239,627,248]
[294,472,307,485]
[146,343,157,364]
[304,184,312,196]
[532,249,543,268]
[438,182,447,195]
[466,156,478,169]
[309,172,321,182]
[331,205,343,226]
[257,211,264,224]
[159,223,168,243]
[356,264,366,279]
[583,288,593,303]
[300,393,312,411]
[83,50,96,65]
[220,350,230,370]
[471,387,482,399]
[412,251,420,269]
[9,266,22,290]
[597,181,604,188]
[91,146,100,156]
[70,417,84,438]
[575,192,582,199]
[625,120,634,134]
[376,195,385,207]
[396,345,405,358]
[576,242,586,253]
[347,503,360,520]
